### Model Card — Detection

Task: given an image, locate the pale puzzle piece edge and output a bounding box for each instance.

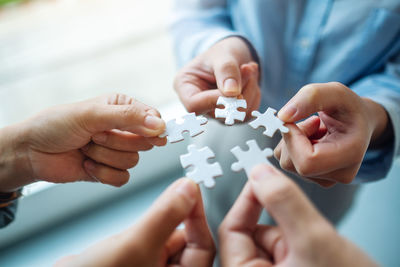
[215,96,247,126]
[231,139,273,178]
[159,113,208,143]
[249,108,289,138]
[180,144,223,188]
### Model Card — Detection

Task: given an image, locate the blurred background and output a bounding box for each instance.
[0,0,399,266]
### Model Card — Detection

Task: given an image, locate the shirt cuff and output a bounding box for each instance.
[353,92,399,182]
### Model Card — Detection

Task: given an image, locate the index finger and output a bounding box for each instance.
[249,164,330,246]
[130,178,198,250]
[219,183,264,266]
[174,68,222,114]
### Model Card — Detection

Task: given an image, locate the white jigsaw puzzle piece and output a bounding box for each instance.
[160,113,208,143]
[249,107,289,137]
[215,96,247,125]
[180,144,222,188]
[231,140,273,178]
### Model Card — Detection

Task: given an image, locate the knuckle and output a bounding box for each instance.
[120,105,145,123]
[218,222,230,240]
[263,179,297,207]
[279,158,292,172]
[306,223,336,248]
[301,84,320,103]
[296,154,317,176]
[273,148,280,160]
[185,101,197,113]
[218,60,238,74]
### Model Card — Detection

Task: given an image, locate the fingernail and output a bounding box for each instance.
[223,78,239,94]
[250,164,274,182]
[92,132,107,143]
[175,179,197,205]
[144,115,165,130]
[278,104,297,121]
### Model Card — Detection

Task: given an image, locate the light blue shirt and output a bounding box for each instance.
[170,0,400,182]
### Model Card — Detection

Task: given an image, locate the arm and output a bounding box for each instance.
[219,164,378,267]
[55,178,215,267]
[350,53,400,182]
[171,1,261,117]
[0,94,166,227]
[171,0,236,66]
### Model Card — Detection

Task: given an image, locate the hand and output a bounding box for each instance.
[174,37,261,119]
[219,164,378,267]
[274,82,388,187]
[0,94,166,191]
[55,178,215,267]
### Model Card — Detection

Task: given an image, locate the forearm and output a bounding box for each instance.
[170,1,237,65]
[0,123,33,192]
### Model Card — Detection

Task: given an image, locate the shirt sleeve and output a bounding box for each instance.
[170,0,240,67]
[351,52,400,182]
[0,200,18,228]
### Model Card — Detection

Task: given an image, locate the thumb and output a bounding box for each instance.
[79,101,165,137]
[249,164,328,245]
[213,56,242,96]
[130,178,199,250]
[278,82,355,123]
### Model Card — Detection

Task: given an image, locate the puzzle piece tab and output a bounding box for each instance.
[249,108,289,137]
[180,144,222,188]
[160,113,208,143]
[231,140,273,178]
[215,96,247,125]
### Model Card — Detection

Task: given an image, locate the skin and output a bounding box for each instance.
[219,164,379,267]
[173,37,261,119]
[274,82,389,187]
[55,178,215,267]
[0,93,167,192]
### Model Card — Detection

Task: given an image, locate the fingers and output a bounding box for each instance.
[274,116,321,172]
[81,143,139,170]
[219,183,263,266]
[212,54,242,96]
[278,82,357,123]
[282,123,355,177]
[179,182,216,267]
[79,95,165,137]
[91,130,165,152]
[83,159,130,187]
[241,62,261,118]
[131,178,199,250]
[249,164,327,245]
[254,225,287,263]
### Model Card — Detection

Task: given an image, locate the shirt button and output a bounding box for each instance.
[299,38,311,49]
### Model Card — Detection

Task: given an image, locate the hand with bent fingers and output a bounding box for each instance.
[274,82,389,187]
[55,178,215,267]
[219,164,378,267]
[0,94,166,192]
[174,37,261,119]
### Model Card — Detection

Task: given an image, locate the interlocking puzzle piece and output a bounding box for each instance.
[215,96,247,125]
[160,113,208,143]
[249,107,289,137]
[231,140,273,178]
[180,144,222,188]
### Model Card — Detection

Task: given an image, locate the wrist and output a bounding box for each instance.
[0,122,34,192]
[362,97,390,145]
